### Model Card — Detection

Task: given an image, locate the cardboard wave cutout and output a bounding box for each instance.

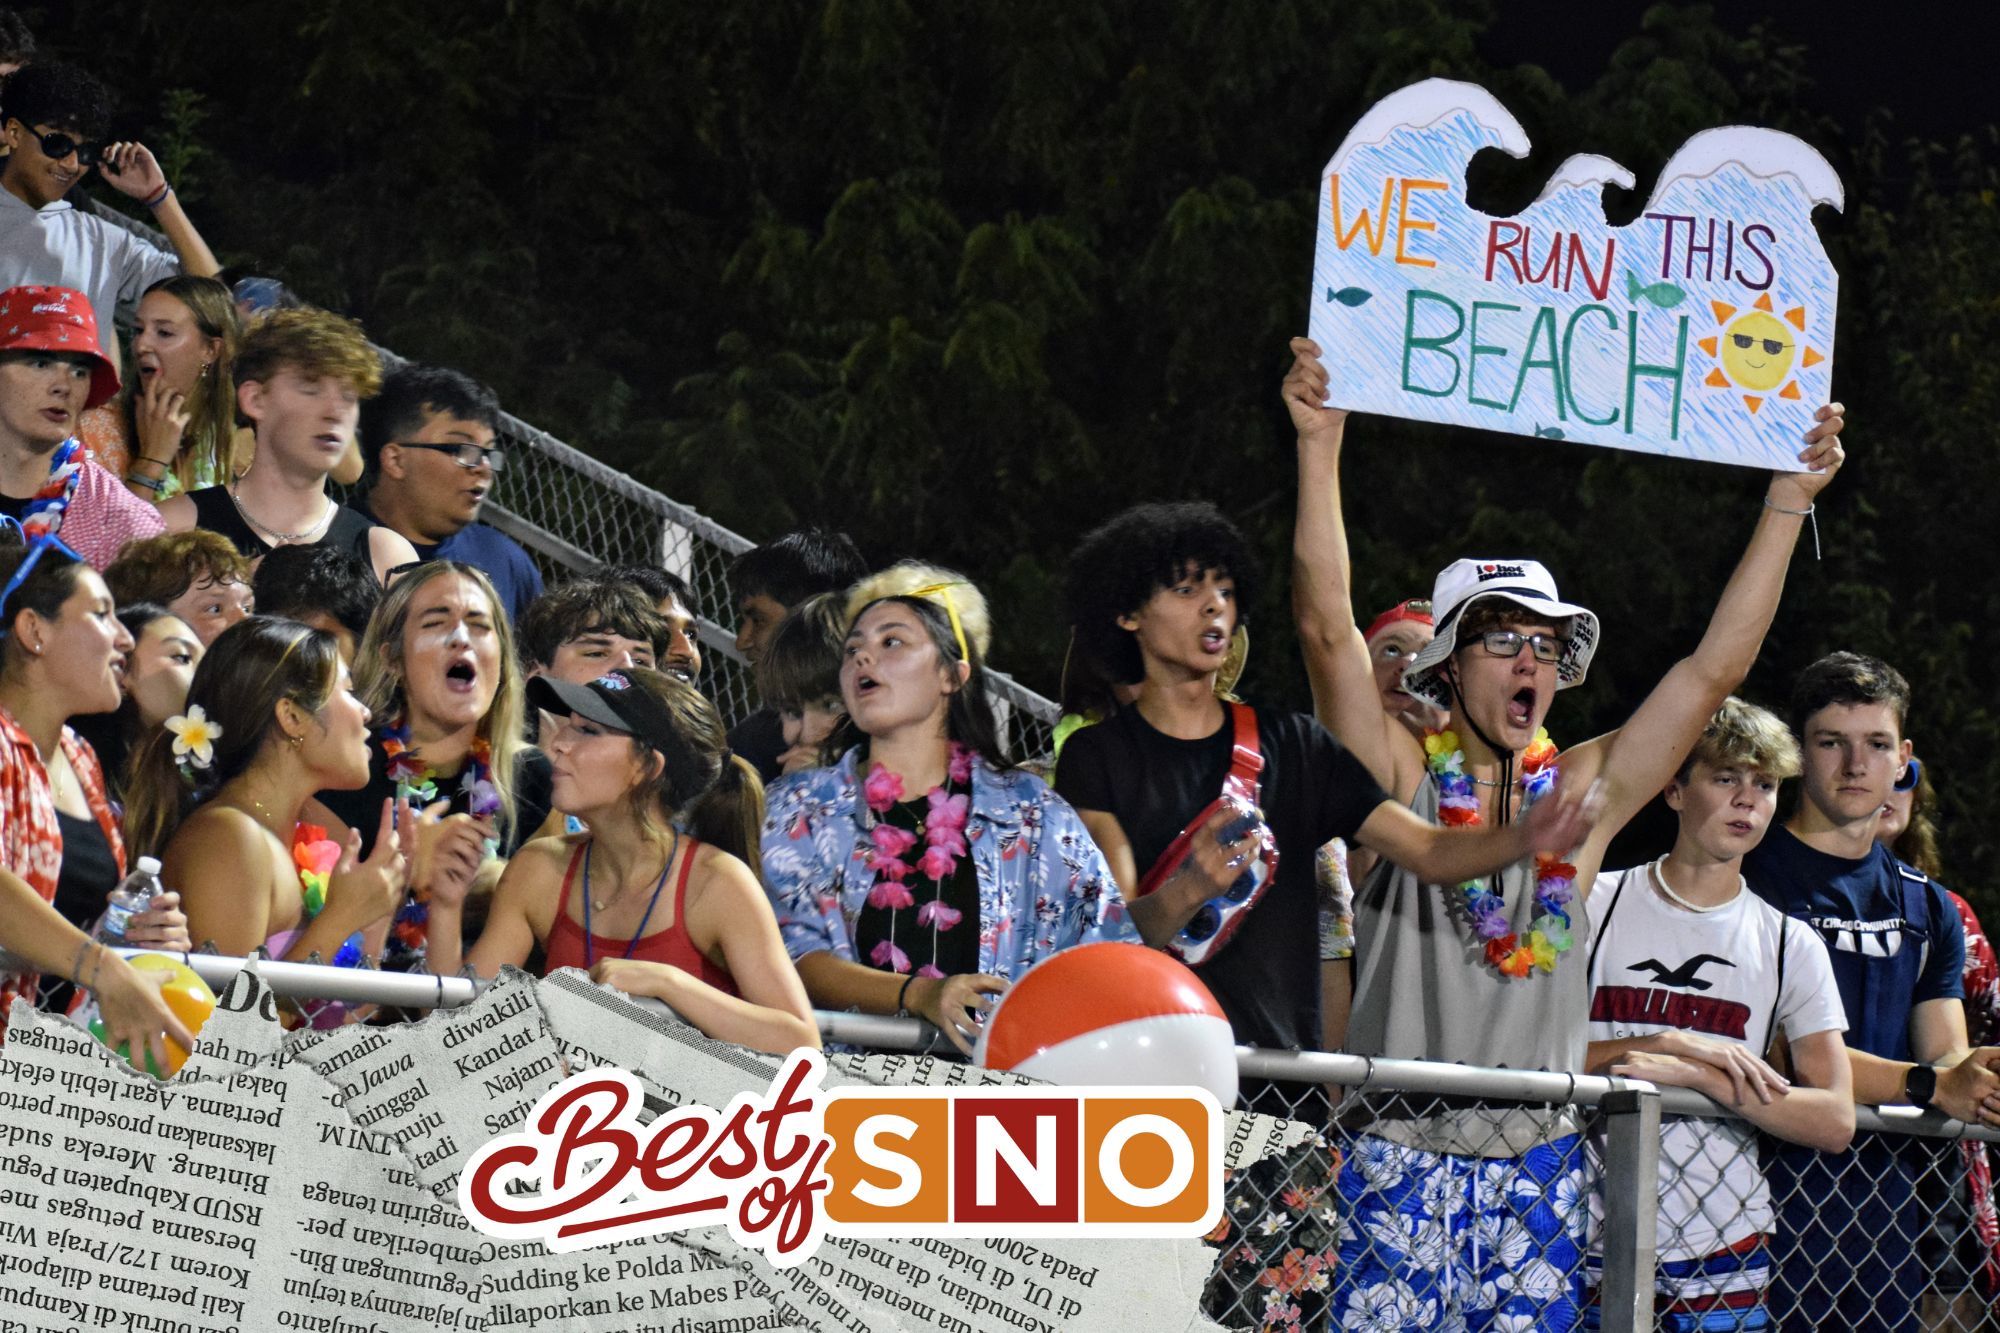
[1309,79,1841,471]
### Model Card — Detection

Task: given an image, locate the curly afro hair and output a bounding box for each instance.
[3,61,111,142]
[1065,502,1260,687]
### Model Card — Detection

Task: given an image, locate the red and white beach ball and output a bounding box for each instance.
[974,942,1238,1106]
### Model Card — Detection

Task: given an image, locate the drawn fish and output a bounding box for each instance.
[1324,286,1373,307]
[1532,424,1565,440]
[1626,271,1685,308]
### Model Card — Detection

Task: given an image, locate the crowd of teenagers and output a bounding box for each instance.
[4,30,1998,1333]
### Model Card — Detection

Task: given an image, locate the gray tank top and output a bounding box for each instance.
[1345,773,1590,1156]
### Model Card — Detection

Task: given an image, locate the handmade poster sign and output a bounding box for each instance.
[1308,78,1841,471]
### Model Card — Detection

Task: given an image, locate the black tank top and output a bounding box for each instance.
[185,485,377,565]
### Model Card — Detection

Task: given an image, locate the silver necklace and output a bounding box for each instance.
[1648,856,1735,914]
[228,482,334,543]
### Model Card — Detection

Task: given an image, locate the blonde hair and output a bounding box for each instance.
[233,306,382,421]
[124,276,243,490]
[352,562,526,843]
[1676,696,1802,785]
[843,560,992,658]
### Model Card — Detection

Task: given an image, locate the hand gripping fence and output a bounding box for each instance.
[15,946,2000,1330]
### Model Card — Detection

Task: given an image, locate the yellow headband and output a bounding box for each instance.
[904,581,971,664]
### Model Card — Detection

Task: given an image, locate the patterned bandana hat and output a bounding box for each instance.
[0,284,122,408]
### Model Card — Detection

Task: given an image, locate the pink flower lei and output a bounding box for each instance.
[862,743,975,977]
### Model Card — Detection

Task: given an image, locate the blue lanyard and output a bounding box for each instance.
[580,830,678,967]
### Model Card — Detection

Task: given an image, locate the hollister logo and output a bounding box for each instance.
[1477,563,1525,581]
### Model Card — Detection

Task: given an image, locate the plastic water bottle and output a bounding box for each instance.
[94,856,164,946]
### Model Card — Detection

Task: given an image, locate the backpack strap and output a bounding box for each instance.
[1765,910,1788,1055]
[1586,868,1635,978]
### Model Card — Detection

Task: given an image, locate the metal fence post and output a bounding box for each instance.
[1596,1084,1661,1333]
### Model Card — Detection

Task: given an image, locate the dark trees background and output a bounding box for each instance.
[29,2,2000,909]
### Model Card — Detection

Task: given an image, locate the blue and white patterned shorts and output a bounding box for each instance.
[1331,1132,1590,1331]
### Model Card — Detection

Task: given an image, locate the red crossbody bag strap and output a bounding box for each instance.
[1137,704,1265,898]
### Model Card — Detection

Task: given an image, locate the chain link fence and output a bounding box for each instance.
[86,200,1063,760]
[21,944,2000,1331]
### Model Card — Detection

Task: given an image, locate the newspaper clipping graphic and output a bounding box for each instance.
[0,965,1310,1330]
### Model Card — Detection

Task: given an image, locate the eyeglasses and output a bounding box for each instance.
[1477,630,1566,664]
[1731,333,1789,356]
[24,126,102,167]
[393,442,506,472]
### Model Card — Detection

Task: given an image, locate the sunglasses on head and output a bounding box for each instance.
[0,532,86,622]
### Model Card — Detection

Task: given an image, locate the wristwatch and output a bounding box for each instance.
[1904,1063,1939,1108]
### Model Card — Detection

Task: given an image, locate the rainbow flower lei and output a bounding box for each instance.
[1423,727,1577,979]
[376,723,503,959]
[290,822,362,970]
[379,722,502,817]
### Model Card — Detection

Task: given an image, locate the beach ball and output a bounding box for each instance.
[975,942,1238,1106]
[89,954,216,1079]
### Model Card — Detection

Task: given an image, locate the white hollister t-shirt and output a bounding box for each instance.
[1586,862,1847,1264]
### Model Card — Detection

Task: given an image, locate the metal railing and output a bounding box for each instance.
[13,944,1997,1332]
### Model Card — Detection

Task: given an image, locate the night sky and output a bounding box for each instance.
[1481,1,1991,144]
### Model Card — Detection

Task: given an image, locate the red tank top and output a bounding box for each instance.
[543,838,739,996]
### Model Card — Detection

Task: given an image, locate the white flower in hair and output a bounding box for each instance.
[166,705,223,768]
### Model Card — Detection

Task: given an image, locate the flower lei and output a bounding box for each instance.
[21,438,84,541]
[860,743,976,977]
[1423,727,1576,979]
[379,721,501,818]
[291,822,363,969]
[377,721,503,957]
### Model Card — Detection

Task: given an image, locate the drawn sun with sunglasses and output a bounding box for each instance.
[1698,290,1826,416]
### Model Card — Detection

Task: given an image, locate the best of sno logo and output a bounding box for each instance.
[457,1050,1221,1267]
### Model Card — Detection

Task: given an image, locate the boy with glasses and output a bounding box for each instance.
[355,362,541,623]
[1284,334,1845,1330]
[0,62,220,359]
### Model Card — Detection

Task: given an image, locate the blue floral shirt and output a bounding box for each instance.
[761,748,1135,978]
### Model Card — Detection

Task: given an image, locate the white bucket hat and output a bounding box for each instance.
[1402,558,1599,709]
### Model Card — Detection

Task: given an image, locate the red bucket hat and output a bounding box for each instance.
[0,284,121,409]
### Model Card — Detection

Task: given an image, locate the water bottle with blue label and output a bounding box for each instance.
[94,856,163,946]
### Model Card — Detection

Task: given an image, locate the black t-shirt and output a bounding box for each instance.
[186,485,378,566]
[318,735,554,859]
[0,493,29,523]
[52,809,120,930]
[729,707,788,784]
[1055,704,1391,1053]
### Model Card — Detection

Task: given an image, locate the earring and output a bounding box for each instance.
[287,733,303,748]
